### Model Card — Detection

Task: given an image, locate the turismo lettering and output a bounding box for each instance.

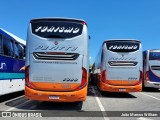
[109,45,138,50]
[35,26,80,33]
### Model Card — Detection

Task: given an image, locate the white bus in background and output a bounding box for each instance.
[25,18,89,102]
[143,50,160,89]
[93,39,143,92]
[0,28,25,95]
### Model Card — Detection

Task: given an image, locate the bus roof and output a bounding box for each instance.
[105,39,140,42]
[0,28,26,45]
[30,17,86,24]
[145,49,160,52]
[103,39,141,44]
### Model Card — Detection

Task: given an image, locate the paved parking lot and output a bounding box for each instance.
[0,84,160,120]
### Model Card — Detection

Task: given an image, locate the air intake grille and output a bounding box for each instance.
[108,61,138,66]
[33,52,79,60]
[151,66,160,70]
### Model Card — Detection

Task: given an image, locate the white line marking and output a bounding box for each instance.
[5,100,31,111]
[92,86,110,120]
[141,93,160,101]
[29,105,37,110]
[137,117,154,120]
[2,95,25,104]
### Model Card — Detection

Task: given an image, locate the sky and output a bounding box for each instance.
[0,0,160,64]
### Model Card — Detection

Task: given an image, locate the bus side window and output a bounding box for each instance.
[0,35,3,54]
[144,52,147,60]
[3,37,14,57]
[10,40,14,57]
[143,52,146,60]
[18,44,24,59]
[101,50,103,63]
[23,46,26,59]
[14,42,19,59]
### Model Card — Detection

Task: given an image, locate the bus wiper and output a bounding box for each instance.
[45,35,64,38]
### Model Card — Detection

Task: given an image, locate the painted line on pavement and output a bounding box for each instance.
[5,99,31,111]
[2,95,25,104]
[92,86,110,120]
[140,92,160,101]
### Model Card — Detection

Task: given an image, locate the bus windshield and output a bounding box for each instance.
[31,20,83,38]
[149,52,160,60]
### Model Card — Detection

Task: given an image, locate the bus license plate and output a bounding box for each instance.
[119,88,126,92]
[49,96,59,100]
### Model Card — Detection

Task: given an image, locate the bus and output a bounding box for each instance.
[143,50,160,89]
[0,28,26,95]
[25,18,89,102]
[93,39,142,92]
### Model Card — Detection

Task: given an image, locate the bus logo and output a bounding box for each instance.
[35,26,80,34]
[0,63,6,70]
[54,41,58,45]
[2,112,11,117]
[109,45,138,50]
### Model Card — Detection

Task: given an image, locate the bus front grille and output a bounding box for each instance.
[33,52,79,60]
[108,61,138,66]
[151,66,160,70]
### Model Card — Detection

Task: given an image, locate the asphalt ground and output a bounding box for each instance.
[0,84,160,120]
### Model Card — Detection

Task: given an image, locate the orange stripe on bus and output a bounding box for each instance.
[104,80,139,86]
[29,82,81,91]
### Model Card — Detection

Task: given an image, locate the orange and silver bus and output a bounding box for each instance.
[143,50,160,89]
[93,39,142,92]
[25,18,89,102]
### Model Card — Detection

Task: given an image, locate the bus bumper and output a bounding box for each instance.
[144,81,160,89]
[99,82,142,92]
[25,86,87,102]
